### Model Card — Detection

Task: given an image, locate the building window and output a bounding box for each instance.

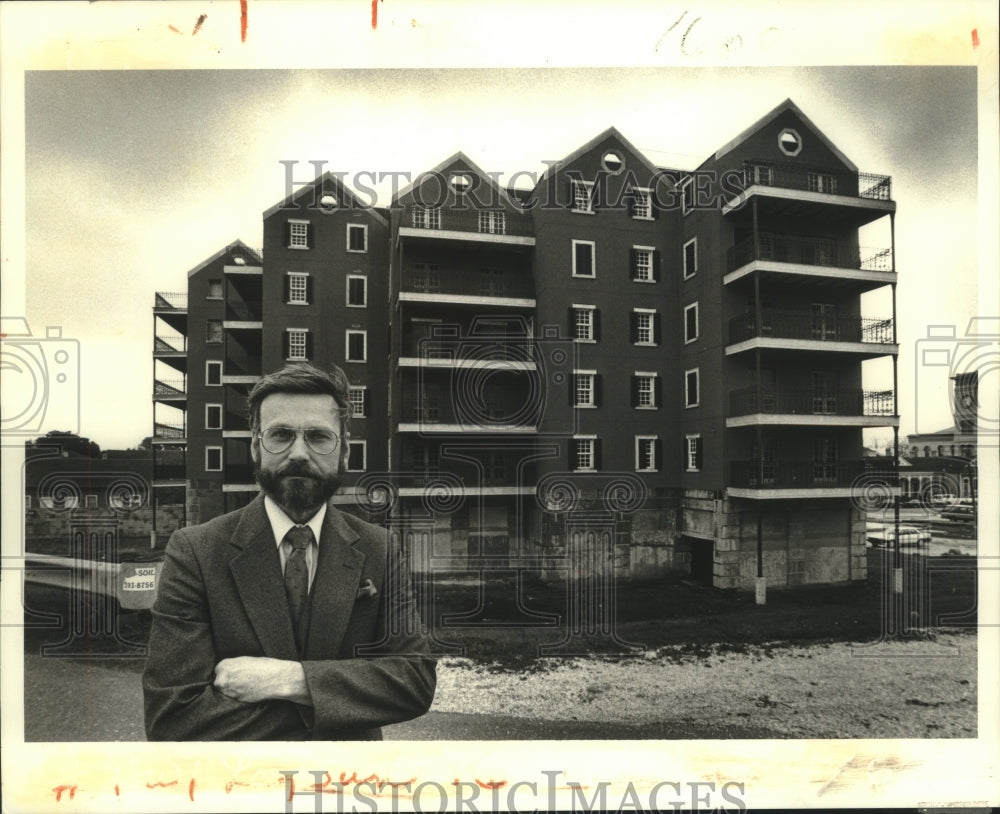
[86,494,99,510]
[685,368,700,408]
[808,172,837,194]
[685,434,703,472]
[630,187,653,219]
[636,436,660,472]
[287,220,310,249]
[206,361,222,386]
[680,178,694,215]
[412,206,441,229]
[479,267,505,297]
[478,210,506,234]
[631,247,658,282]
[348,386,368,418]
[286,272,310,305]
[749,163,773,186]
[205,404,222,430]
[207,279,223,299]
[570,179,595,213]
[572,240,595,277]
[778,128,802,157]
[632,372,659,409]
[683,238,697,279]
[346,330,367,362]
[811,303,838,340]
[571,305,598,342]
[347,275,367,307]
[205,446,223,472]
[814,437,839,483]
[347,440,366,472]
[206,320,223,344]
[631,309,659,346]
[347,223,368,252]
[285,329,311,361]
[573,370,598,407]
[684,302,699,343]
[413,263,440,292]
[572,436,598,471]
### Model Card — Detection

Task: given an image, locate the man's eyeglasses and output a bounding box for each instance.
[257,427,341,455]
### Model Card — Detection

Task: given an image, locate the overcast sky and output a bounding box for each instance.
[22,66,978,449]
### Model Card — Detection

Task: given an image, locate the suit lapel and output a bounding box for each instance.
[228,495,300,661]
[305,504,365,658]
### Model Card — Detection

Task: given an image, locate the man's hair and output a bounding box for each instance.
[247,363,352,434]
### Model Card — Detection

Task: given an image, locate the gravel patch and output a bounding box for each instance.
[430,632,977,738]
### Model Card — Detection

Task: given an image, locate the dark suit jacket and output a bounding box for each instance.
[142,495,436,740]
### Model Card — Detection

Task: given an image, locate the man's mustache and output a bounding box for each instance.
[278,463,320,478]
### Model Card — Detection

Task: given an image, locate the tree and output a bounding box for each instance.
[32,430,102,458]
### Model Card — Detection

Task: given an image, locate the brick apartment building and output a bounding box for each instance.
[152,99,899,589]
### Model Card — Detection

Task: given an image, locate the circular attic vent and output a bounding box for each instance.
[601,151,624,173]
[778,128,802,157]
[319,193,338,209]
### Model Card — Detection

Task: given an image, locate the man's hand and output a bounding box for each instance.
[213,657,312,706]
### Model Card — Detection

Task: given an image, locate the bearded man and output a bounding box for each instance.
[142,363,436,740]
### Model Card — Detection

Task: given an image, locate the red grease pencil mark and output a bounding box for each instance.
[240,0,248,42]
[372,0,378,30]
[972,29,979,48]
[115,785,120,797]
[226,780,250,794]
[189,778,196,802]
[476,779,508,790]
[168,24,181,34]
[193,14,207,35]
[146,780,179,789]
[53,785,77,802]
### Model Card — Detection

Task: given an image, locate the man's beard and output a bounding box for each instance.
[254,459,342,516]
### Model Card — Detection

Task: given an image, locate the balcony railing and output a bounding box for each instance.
[153,422,186,439]
[401,337,536,362]
[737,161,892,201]
[154,335,187,354]
[401,205,534,237]
[154,292,188,310]
[729,387,895,417]
[402,269,535,300]
[730,460,866,489]
[153,379,186,398]
[152,464,186,481]
[727,234,893,273]
[728,311,894,345]
[224,359,262,377]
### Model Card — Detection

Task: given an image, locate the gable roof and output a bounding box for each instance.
[185,239,260,279]
[713,98,858,172]
[535,126,662,187]
[261,170,389,227]
[391,151,521,209]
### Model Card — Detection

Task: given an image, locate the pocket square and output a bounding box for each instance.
[356,578,378,599]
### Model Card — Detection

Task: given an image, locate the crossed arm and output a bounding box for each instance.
[142,530,436,741]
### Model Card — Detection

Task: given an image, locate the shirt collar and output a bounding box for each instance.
[264,495,326,548]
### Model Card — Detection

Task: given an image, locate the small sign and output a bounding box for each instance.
[117,561,162,609]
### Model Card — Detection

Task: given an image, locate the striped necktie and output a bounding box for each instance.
[283,525,314,653]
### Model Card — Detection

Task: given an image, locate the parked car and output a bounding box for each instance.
[866,524,931,546]
[940,504,976,523]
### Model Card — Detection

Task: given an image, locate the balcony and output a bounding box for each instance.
[153,335,188,373]
[722,161,894,226]
[727,311,896,358]
[397,406,538,434]
[727,387,896,427]
[153,379,186,403]
[154,291,188,333]
[725,233,894,290]
[398,337,538,370]
[152,463,186,487]
[152,422,187,444]
[225,300,264,323]
[400,267,535,307]
[729,459,886,499]
[398,206,535,246]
